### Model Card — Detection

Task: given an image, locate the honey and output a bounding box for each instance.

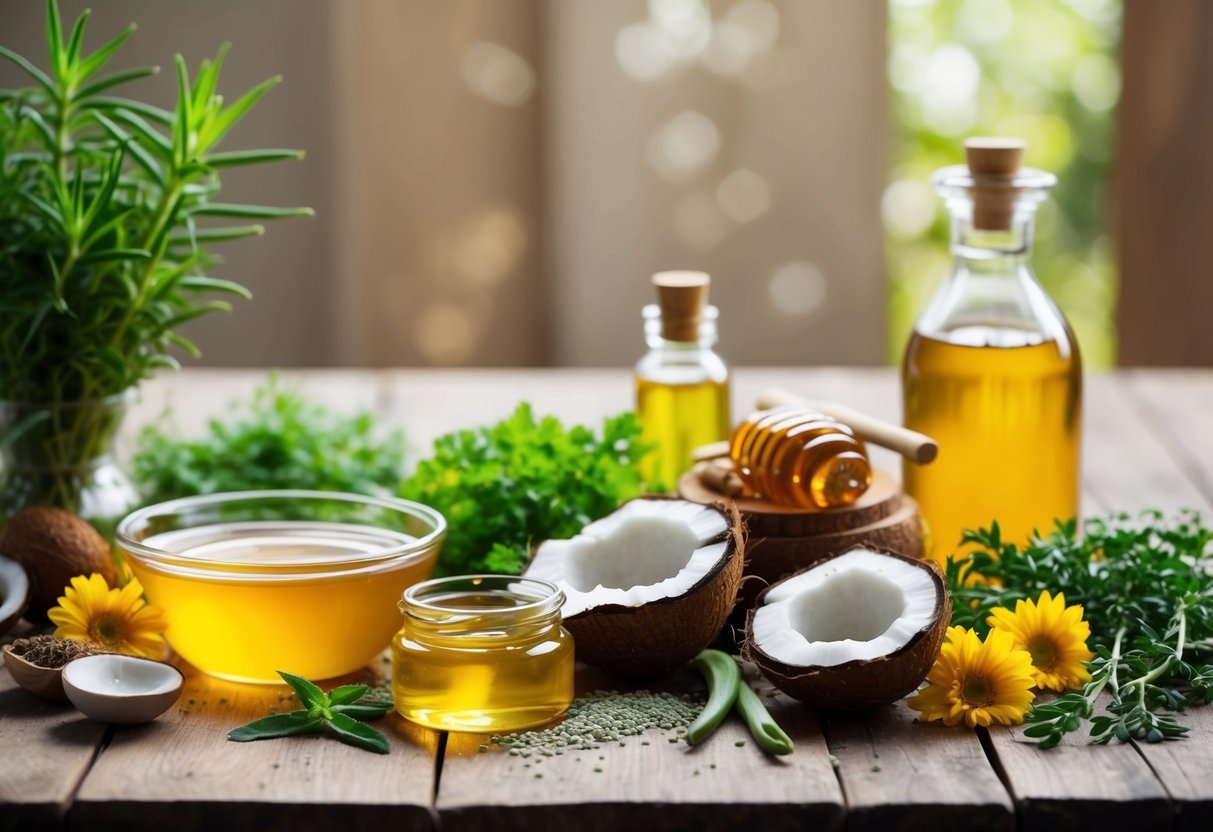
[636,376,730,488]
[116,491,446,684]
[391,575,574,733]
[729,408,872,509]
[903,327,1081,561]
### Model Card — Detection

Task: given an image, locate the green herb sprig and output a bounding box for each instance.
[1,0,309,513]
[947,511,1213,748]
[228,672,392,754]
[133,376,405,502]
[401,403,651,576]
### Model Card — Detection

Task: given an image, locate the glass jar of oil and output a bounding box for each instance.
[391,575,574,733]
[902,138,1082,564]
[635,271,730,489]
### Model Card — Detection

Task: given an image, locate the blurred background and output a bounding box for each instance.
[2,0,1210,368]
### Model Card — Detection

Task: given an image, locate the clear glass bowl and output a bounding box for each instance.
[117,490,445,683]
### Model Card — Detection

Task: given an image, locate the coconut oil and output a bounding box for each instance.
[128,522,433,683]
[391,575,574,733]
[902,139,1082,562]
[635,271,730,489]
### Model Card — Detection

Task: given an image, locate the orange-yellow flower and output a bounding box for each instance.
[48,573,167,659]
[987,590,1094,691]
[908,625,1036,728]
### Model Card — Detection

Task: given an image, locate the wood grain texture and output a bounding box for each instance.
[1118,0,1213,366]
[70,662,438,832]
[982,718,1171,831]
[436,666,845,832]
[1120,369,1213,831]
[0,634,108,832]
[1080,373,1207,514]
[1122,369,1213,508]
[824,702,1013,832]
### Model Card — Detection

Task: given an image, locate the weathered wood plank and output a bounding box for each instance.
[1119,369,1213,831]
[982,720,1171,831]
[1082,373,1207,515]
[1128,707,1213,832]
[70,662,437,832]
[1123,369,1213,509]
[0,627,109,832]
[435,665,845,832]
[824,702,1014,832]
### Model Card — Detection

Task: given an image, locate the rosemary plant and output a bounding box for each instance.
[947,512,1213,748]
[0,1,309,515]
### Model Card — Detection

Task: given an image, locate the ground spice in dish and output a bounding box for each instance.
[489,690,704,758]
[8,634,102,668]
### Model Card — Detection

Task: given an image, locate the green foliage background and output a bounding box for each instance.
[886,0,1121,367]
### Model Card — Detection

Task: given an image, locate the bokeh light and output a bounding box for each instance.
[885,0,1121,368]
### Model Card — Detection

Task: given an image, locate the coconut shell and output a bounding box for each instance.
[2,645,69,701]
[0,555,29,636]
[0,507,118,622]
[742,548,950,711]
[542,499,746,676]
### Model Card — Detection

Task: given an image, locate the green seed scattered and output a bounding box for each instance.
[490,690,703,758]
[735,740,746,747]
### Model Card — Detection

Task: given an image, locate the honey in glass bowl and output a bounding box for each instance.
[117,490,445,683]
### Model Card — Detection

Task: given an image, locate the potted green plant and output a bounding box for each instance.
[0,1,311,529]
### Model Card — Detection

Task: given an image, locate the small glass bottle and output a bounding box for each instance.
[391,575,574,733]
[635,271,730,489]
[902,138,1082,563]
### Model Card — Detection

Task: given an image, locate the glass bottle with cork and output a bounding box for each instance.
[902,138,1082,564]
[635,271,730,490]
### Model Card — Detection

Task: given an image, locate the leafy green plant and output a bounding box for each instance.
[133,377,405,503]
[947,512,1213,748]
[401,403,651,576]
[228,672,392,754]
[0,1,308,513]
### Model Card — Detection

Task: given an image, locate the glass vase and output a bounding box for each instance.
[0,390,140,535]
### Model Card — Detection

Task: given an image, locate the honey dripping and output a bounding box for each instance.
[729,408,872,509]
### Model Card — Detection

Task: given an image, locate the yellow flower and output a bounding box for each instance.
[908,625,1036,728]
[987,590,1094,691]
[48,573,167,659]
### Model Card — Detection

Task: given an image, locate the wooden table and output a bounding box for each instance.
[3,367,1212,832]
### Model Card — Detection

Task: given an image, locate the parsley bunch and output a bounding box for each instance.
[947,512,1213,748]
[133,377,405,502]
[401,403,651,576]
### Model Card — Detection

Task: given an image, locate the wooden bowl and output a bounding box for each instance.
[2,645,68,701]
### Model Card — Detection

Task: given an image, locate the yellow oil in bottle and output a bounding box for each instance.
[902,326,1082,564]
[729,408,872,509]
[636,376,729,489]
[127,523,433,683]
[391,579,574,733]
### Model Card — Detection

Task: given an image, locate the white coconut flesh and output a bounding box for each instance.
[525,500,730,618]
[751,549,938,668]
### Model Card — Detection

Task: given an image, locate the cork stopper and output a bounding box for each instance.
[652,270,710,342]
[964,137,1026,231]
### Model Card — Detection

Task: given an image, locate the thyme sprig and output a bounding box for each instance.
[946,511,1213,748]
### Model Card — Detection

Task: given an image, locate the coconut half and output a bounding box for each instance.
[743,547,949,710]
[525,497,744,675]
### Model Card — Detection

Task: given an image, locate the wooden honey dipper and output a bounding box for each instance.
[692,389,937,504]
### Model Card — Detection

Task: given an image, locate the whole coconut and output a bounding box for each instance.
[0,507,118,622]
